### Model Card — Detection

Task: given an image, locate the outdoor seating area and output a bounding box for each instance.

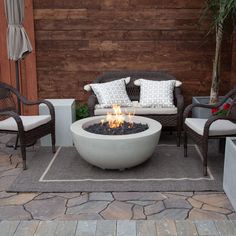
[0,0,236,235]
[86,71,184,146]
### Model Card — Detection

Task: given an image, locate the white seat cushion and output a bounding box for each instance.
[94,102,177,115]
[185,118,236,136]
[0,115,51,132]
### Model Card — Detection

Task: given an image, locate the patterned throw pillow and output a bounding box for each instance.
[138,79,176,108]
[90,79,132,108]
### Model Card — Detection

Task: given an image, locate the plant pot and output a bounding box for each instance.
[192,96,225,118]
[223,137,236,211]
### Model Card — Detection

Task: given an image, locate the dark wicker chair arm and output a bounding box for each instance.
[188,87,236,113]
[23,100,55,120]
[183,102,221,121]
[0,82,55,120]
[0,111,24,132]
[88,95,98,116]
[183,104,194,120]
[203,115,236,137]
[1,82,29,103]
[183,88,236,121]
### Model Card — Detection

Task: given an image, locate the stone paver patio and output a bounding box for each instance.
[0,134,235,222]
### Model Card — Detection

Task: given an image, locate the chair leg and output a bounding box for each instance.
[184,131,188,157]
[51,128,56,153]
[18,133,27,170]
[177,126,181,147]
[20,144,27,170]
[14,134,19,150]
[219,138,225,154]
[202,139,208,176]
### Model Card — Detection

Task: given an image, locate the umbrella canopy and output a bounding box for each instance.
[4,0,32,61]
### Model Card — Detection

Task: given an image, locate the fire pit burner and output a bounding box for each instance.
[85,121,148,135]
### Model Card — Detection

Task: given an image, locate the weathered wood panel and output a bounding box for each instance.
[33,0,203,9]
[231,30,236,88]
[21,0,38,114]
[0,0,38,115]
[33,0,234,103]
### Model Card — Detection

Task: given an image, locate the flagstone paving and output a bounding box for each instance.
[0,134,235,223]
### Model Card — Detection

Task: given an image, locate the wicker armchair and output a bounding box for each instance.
[183,88,236,176]
[87,71,184,146]
[0,82,56,170]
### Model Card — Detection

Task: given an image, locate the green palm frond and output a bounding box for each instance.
[200,0,236,103]
[201,0,236,30]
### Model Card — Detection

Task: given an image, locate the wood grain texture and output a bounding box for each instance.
[33,0,234,103]
[0,0,38,115]
[22,0,38,115]
[231,30,236,88]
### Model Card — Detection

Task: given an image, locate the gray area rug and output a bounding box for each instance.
[8,143,223,192]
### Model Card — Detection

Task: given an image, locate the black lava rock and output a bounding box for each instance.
[85,121,148,135]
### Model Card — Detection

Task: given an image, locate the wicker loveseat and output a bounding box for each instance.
[87,71,184,146]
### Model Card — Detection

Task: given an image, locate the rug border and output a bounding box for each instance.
[39,144,214,182]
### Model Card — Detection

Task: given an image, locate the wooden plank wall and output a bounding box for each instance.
[0,0,38,115]
[231,30,236,88]
[33,0,234,104]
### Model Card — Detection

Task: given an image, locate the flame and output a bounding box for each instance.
[101,105,135,129]
[100,119,105,126]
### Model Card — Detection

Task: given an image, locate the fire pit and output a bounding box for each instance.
[71,106,162,170]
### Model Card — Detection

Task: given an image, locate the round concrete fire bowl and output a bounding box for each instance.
[71,116,162,170]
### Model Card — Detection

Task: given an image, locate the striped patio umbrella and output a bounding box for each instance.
[4,0,32,114]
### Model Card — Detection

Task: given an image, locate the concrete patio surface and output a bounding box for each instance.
[0,134,236,235]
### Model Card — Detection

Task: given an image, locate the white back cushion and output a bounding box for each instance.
[89,79,132,108]
[84,77,130,92]
[138,79,176,108]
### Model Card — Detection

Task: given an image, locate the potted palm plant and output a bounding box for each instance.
[192,0,236,118]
